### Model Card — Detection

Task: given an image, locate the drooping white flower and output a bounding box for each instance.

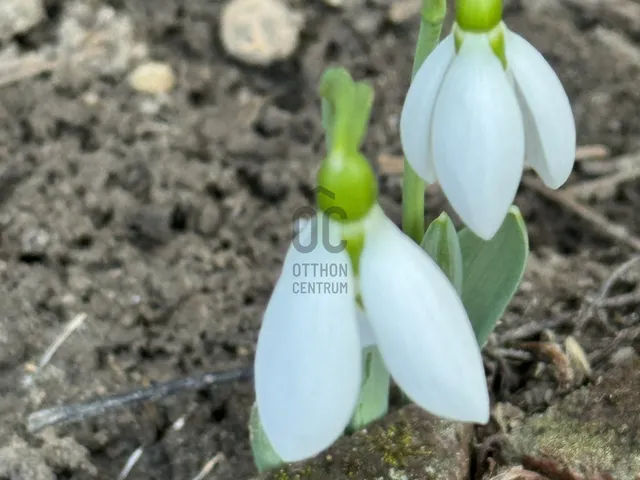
[254,205,489,462]
[400,24,576,240]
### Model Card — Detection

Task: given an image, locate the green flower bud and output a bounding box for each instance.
[456,0,502,33]
[316,150,378,223]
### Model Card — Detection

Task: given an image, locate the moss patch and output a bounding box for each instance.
[505,358,640,478]
[257,406,473,480]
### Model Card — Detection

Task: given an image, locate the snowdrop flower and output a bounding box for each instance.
[400,1,576,240]
[254,204,489,462]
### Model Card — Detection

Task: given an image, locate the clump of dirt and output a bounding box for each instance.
[0,432,97,480]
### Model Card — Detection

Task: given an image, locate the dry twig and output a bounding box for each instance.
[190,452,226,480]
[26,366,252,432]
[22,313,88,388]
[575,255,640,330]
[567,153,640,201]
[521,176,640,252]
[0,54,56,88]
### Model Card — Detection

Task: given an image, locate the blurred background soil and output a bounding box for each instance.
[0,0,638,479]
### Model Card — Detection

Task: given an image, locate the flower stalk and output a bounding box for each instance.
[319,70,392,432]
[402,0,447,244]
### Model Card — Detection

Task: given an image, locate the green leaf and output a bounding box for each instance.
[249,403,284,473]
[421,212,463,295]
[458,206,529,346]
[346,346,390,433]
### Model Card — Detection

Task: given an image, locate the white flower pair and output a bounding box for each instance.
[254,205,489,461]
[401,23,576,240]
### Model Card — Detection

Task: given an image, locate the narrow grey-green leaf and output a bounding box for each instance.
[249,403,284,473]
[421,212,463,295]
[459,206,529,346]
[346,346,390,433]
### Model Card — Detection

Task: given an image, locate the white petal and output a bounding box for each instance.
[357,307,376,348]
[359,207,489,423]
[506,30,576,189]
[255,216,361,461]
[400,34,455,184]
[293,217,310,236]
[432,34,525,240]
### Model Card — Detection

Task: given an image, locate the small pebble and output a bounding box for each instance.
[259,169,287,201]
[610,346,638,365]
[220,0,303,66]
[256,105,290,136]
[322,0,365,7]
[57,2,138,78]
[197,203,222,236]
[128,61,176,94]
[388,0,421,24]
[20,228,49,257]
[0,0,44,41]
[352,11,383,36]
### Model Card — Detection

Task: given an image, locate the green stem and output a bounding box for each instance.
[402,0,447,243]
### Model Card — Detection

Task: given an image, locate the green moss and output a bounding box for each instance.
[514,405,640,477]
[259,407,471,480]
[273,469,290,480]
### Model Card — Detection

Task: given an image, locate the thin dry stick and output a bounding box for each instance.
[500,315,573,343]
[117,409,194,480]
[576,255,640,330]
[0,55,56,88]
[579,149,640,176]
[487,348,534,362]
[190,452,226,480]
[588,324,640,366]
[26,366,253,433]
[38,313,88,370]
[567,163,640,200]
[117,446,144,480]
[23,313,88,388]
[522,176,640,252]
[574,144,610,161]
[599,290,640,307]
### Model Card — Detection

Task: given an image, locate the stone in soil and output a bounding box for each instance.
[0,0,44,41]
[128,61,176,94]
[220,0,304,66]
[256,405,473,480]
[0,432,97,480]
[54,1,144,85]
[498,357,640,479]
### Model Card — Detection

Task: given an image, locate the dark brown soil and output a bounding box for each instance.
[1,0,639,479]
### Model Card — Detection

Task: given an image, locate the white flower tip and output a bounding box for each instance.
[506,30,576,191]
[468,389,491,425]
[539,145,576,190]
[358,209,491,426]
[431,34,524,245]
[465,214,503,241]
[433,369,491,425]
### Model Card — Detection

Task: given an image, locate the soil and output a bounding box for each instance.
[0,0,639,479]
